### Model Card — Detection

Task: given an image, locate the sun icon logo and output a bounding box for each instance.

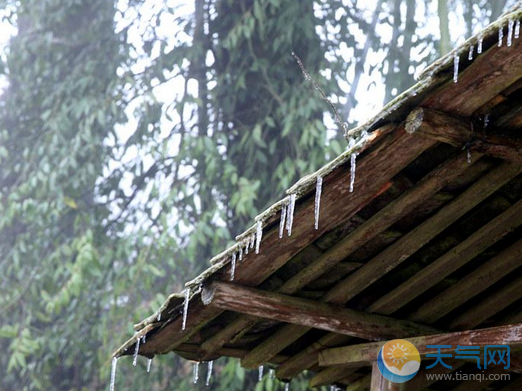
[377,339,421,383]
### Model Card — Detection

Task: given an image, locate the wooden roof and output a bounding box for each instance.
[115,5,522,390]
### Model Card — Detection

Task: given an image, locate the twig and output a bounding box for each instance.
[291,51,348,134]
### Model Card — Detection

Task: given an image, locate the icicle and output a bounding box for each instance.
[499,26,504,47]
[453,53,459,84]
[250,234,255,249]
[314,176,323,230]
[284,382,290,391]
[269,368,275,379]
[484,113,490,128]
[349,153,357,192]
[244,240,249,255]
[147,358,153,373]
[508,19,514,47]
[286,194,296,236]
[468,45,474,61]
[109,357,118,391]
[477,36,483,54]
[230,252,237,281]
[239,245,243,261]
[258,365,264,381]
[515,20,520,39]
[156,312,161,322]
[193,362,200,384]
[205,361,212,385]
[279,203,287,239]
[132,337,141,366]
[142,334,146,344]
[255,220,263,254]
[182,287,190,331]
[467,148,472,164]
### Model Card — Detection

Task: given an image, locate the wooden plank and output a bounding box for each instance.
[498,377,522,391]
[370,362,406,391]
[409,237,522,323]
[173,343,288,364]
[405,107,522,162]
[368,198,522,316]
[309,367,358,388]
[346,373,371,391]
[319,322,522,367]
[275,161,521,379]
[449,275,522,330]
[238,152,481,368]
[421,32,522,117]
[201,282,438,342]
[136,126,435,358]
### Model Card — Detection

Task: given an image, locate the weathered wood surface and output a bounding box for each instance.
[240,152,483,368]
[201,282,438,341]
[368,198,522,315]
[308,367,357,387]
[370,361,406,391]
[346,373,371,391]
[274,161,521,379]
[319,322,522,367]
[133,127,435,357]
[449,275,522,330]
[410,236,522,323]
[405,107,522,162]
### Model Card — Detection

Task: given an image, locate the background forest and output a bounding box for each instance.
[0,0,517,390]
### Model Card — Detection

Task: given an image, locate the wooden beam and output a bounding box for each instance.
[405,107,522,162]
[275,161,521,379]
[134,125,435,358]
[346,373,371,391]
[409,236,522,323]
[368,198,522,316]
[319,322,522,367]
[370,361,406,391]
[449,275,522,330]
[239,152,483,369]
[498,377,522,391]
[201,282,438,342]
[309,367,357,387]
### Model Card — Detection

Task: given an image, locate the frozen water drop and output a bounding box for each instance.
[230,252,237,281]
[132,337,141,366]
[286,194,296,236]
[269,368,275,379]
[147,358,153,373]
[182,287,190,331]
[453,53,459,84]
[255,220,263,254]
[239,245,243,261]
[467,148,471,164]
[245,240,249,255]
[477,36,483,54]
[250,234,255,249]
[484,113,490,128]
[205,363,212,385]
[156,312,161,322]
[314,176,323,230]
[349,153,357,193]
[515,20,520,39]
[279,204,287,239]
[258,365,264,381]
[468,45,474,60]
[508,19,514,47]
[109,357,118,391]
[499,26,504,47]
[193,362,200,384]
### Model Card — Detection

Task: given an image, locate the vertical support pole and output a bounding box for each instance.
[370,362,406,391]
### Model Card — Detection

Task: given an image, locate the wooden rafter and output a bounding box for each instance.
[201,281,438,341]
[319,322,522,367]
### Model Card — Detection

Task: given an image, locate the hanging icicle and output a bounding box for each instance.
[255,221,263,254]
[142,334,146,344]
[453,53,459,84]
[499,25,504,47]
[468,45,474,61]
[515,20,521,39]
[477,36,483,54]
[269,368,275,379]
[314,176,323,230]
[109,357,118,391]
[250,234,255,250]
[286,194,296,236]
[484,113,490,128]
[230,252,237,281]
[508,19,514,47]
[258,365,264,381]
[156,312,161,322]
[285,382,290,391]
[147,358,153,373]
[182,287,190,331]
[245,239,249,255]
[132,337,141,366]
[193,362,200,384]
[467,148,472,164]
[206,361,213,386]
[239,245,243,261]
[279,203,287,239]
[349,153,357,192]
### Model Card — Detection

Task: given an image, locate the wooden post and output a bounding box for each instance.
[370,362,406,391]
